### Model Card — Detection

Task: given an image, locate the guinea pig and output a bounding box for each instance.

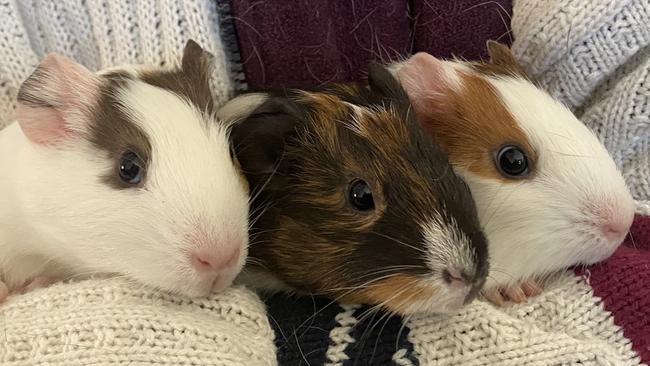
[390,41,636,305]
[0,40,249,301]
[221,63,489,315]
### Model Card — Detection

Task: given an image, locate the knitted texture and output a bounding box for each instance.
[0,279,276,365]
[0,0,243,128]
[577,215,650,362]
[263,272,641,365]
[407,273,639,366]
[511,0,650,211]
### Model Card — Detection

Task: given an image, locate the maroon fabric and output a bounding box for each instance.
[411,0,513,60]
[230,0,512,89]
[579,215,650,363]
[230,1,410,89]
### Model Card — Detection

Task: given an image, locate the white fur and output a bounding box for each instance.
[422,214,474,276]
[216,92,268,124]
[415,214,474,313]
[0,79,250,297]
[465,76,636,289]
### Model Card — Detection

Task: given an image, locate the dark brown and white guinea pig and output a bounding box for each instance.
[390,41,636,304]
[220,64,489,315]
[0,40,248,301]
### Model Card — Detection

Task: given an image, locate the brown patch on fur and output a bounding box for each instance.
[139,40,216,114]
[90,41,225,190]
[92,76,152,189]
[417,71,537,182]
[343,275,436,313]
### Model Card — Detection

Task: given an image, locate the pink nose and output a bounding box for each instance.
[601,216,633,240]
[191,247,241,272]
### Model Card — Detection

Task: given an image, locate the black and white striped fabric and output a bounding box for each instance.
[265,294,419,366]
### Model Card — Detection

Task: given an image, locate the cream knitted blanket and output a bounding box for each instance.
[1,274,639,365]
[1,280,276,365]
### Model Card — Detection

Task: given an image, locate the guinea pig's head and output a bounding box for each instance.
[15,40,249,297]
[226,64,489,315]
[392,41,636,288]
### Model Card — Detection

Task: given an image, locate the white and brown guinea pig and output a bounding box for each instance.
[221,64,489,315]
[390,41,636,305]
[0,40,249,301]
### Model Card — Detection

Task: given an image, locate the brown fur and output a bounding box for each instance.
[416,71,537,182]
[234,65,489,314]
[91,40,228,189]
[92,77,153,189]
[344,275,436,314]
[139,40,216,114]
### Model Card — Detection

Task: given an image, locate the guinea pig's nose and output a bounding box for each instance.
[191,247,241,272]
[442,268,469,289]
[601,215,633,241]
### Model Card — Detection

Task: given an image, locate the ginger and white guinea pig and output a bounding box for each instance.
[390,41,636,304]
[220,63,489,315]
[0,40,249,300]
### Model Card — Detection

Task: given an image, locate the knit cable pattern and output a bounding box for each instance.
[406,273,640,366]
[0,0,239,129]
[0,279,276,365]
[511,0,650,212]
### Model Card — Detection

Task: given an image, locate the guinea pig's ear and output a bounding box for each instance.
[486,40,518,67]
[485,40,528,78]
[394,52,461,116]
[367,62,411,103]
[181,39,215,79]
[228,94,304,176]
[16,53,101,145]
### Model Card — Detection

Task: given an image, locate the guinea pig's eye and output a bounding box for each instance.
[348,179,375,211]
[495,145,529,177]
[118,150,145,185]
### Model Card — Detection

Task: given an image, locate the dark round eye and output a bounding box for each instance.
[496,145,529,177]
[118,150,144,185]
[348,179,374,211]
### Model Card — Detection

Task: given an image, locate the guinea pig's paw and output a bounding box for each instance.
[17,276,58,294]
[520,279,544,298]
[482,287,506,306]
[482,279,544,306]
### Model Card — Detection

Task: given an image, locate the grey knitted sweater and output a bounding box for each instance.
[512,0,650,215]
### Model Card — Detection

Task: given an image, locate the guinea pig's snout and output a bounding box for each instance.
[601,216,633,241]
[187,246,242,295]
[588,195,635,244]
[191,247,240,272]
[442,266,485,305]
[442,268,469,288]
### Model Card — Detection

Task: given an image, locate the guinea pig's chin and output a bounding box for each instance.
[165,271,238,298]
[579,238,624,265]
[210,271,239,293]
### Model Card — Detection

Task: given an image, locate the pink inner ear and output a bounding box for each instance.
[16,53,100,145]
[15,104,70,145]
[396,52,457,116]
